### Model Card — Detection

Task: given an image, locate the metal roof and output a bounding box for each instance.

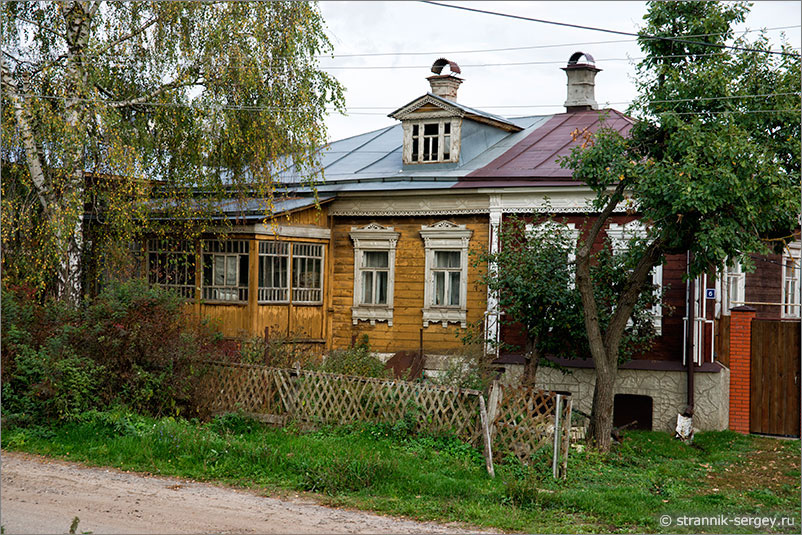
[462,109,633,182]
[148,195,334,221]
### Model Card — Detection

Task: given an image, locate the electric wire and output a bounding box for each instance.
[420,1,801,58]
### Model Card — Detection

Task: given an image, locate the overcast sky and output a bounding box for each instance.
[316,1,801,142]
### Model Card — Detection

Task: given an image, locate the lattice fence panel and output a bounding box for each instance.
[491,386,559,463]
[195,362,482,443]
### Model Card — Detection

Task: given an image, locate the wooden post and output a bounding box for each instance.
[248,238,258,335]
[552,393,562,479]
[486,380,502,440]
[479,395,495,478]
[263,327,270,365]
[561,396,572,479]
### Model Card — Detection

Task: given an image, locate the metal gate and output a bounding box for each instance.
[750,320,801,437]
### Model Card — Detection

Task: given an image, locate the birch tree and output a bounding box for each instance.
[1,1,344,302]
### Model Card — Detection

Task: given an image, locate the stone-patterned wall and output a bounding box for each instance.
[500,364,729,432]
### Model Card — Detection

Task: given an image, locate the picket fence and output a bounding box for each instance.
[195,360,572,477]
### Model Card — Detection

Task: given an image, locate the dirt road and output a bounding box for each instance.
[1,451,491,534]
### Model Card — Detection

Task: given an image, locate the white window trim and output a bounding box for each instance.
[721,259,746,315]
[402,118,460,164]
[350,223,400,326]
[607,222,663,335]
[420,221,473,328]
[782,241,801,319]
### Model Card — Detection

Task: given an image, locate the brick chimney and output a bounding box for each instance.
[562,51,601,112]
[427,58,462,101]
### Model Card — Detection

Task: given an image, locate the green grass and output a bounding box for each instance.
[2,409,799,534]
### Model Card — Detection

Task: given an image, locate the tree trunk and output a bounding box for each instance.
[587,357,617,451]
[521,335,539,387]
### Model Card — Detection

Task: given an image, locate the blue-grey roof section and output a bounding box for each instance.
[277,114,554,188]
[148,195,335,221]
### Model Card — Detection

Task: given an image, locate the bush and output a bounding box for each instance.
[315,335,389,378]
[1,280,230,424]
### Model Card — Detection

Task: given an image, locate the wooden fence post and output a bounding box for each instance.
[560,396,572,479]
[479,395,495,478]
[486,380,502,440]
[552,394,562,479]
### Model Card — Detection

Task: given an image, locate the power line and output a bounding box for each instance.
[19,91,800,115]
[420,1,802,58]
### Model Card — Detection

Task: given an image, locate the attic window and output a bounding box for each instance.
[409,120,455,163]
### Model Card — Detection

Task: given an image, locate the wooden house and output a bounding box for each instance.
[141,54,799,436]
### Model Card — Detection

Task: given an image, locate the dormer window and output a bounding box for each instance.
[406,119,457,164]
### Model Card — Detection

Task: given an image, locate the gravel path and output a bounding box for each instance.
[1,451,493,534]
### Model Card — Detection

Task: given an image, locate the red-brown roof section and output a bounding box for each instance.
[463,109,633,182]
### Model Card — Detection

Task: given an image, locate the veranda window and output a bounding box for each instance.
[292,243,323,303]
[258,241,289,303]
[147,239,196,299]
[202,239,249,302]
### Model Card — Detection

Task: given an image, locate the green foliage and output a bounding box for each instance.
[314,335,390,378]
[1,2,345,300]
[476,215,659,365]
[1,279,229,423]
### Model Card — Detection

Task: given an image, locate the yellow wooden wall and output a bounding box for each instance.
[330,214,488,354]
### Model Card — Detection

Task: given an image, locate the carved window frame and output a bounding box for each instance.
[402,117,460,164]
[420,221,473,328]
[350,223,400,326]
[525,221,579,288]
[607,221,663,334]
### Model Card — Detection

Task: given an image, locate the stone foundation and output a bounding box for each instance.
[499,364,729,432]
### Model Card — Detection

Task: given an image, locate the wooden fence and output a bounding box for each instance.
[195,361,572,476]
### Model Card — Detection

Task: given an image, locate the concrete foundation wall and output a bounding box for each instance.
[499,364,730,432]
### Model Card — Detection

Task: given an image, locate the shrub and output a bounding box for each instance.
[315,335,389,378]
[1,280,229,424]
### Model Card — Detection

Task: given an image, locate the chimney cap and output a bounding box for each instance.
[431,58,461,76]
[563,51,601,72]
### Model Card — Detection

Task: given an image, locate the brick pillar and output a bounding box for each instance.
[728,306,756,434]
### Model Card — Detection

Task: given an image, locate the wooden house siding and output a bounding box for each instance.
[330,214,489,354]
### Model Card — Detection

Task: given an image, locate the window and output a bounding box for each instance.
[433,251,461,306]
[258,241,289,303]
[525,221,579,287]
[782,242,801,319]
[721,260,746,314]
[202,239,249,302]
[420,221,473,328]
[407,120,457,163]
[292,243,323,303]
[607,221,663,334]
[350,223,399,326]
[147,239,196,299]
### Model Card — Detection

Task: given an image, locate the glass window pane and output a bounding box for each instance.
[435,251,460,268]
[424,123,438,135]
[203,255,212,286]
[362,271,373,304]
[449,272,461,306]
[434,271,445,305]
[411,137,418,161]
[377,271,388,304]
[364,251,388,268]
[412,124,418,136]
[214,256,225,286]
[226,256,237,286]
[444,122,450,134]
[239,254,248,286]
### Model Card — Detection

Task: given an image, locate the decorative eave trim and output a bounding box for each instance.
[219,224,331,239]
[389,94,465,121]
